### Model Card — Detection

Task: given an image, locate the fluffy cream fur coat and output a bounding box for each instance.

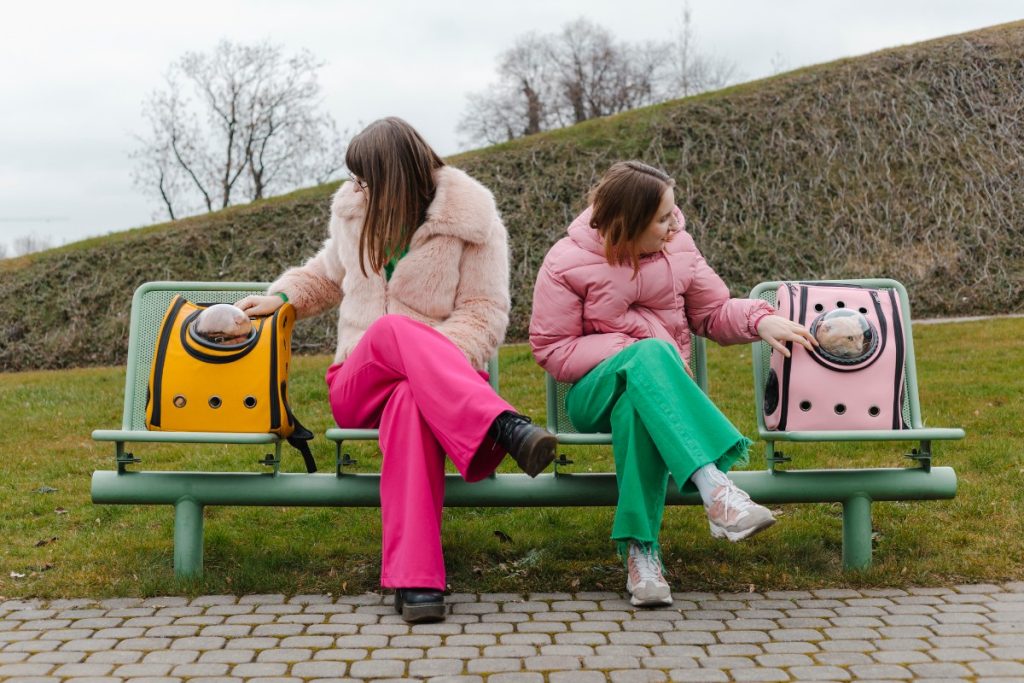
[269,166,510,370]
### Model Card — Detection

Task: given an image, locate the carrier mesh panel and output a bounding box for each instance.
[128,288,264,430]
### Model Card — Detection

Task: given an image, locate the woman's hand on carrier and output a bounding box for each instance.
[235,294,285,317]
[757,315,817,357]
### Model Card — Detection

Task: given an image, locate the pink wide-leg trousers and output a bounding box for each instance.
[325,315,513,590]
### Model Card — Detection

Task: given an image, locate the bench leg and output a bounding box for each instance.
[173,497,204,579]
[842,495,872,571]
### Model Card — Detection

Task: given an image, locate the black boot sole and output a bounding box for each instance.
[514,430,558,478]
[400,601,446,623]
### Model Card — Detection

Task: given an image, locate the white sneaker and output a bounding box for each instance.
[625,542,673,607]
[706,481,776,542]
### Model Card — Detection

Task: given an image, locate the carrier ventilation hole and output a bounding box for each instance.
[814,303,824,312]
[208,396,222,409]
[834,403,847,415]
[836,301,846,308]
[173,395,187,408]
[859,307,868,314]
[243,396,258,409]
[799,400,812,411]
[868,406,880,417]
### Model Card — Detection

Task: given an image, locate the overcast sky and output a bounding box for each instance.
[0,1,1020,256]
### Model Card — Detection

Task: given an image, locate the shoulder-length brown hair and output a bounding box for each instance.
[345,117,445,276]
[588,161,675,275]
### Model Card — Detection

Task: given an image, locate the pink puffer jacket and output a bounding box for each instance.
[530,205,774,383]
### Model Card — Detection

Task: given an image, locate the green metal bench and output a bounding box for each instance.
[543,278,962,570]
[93,279,962,579]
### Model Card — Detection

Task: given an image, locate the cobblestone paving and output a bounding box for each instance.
[2,583,1022,682]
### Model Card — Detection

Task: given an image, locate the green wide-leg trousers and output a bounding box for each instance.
[565,339,751,554]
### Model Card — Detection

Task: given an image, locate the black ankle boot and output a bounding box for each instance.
[489,411,557,478]
[394,588,445,623]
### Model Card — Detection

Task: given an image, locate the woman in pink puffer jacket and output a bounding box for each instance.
[530,161,815,607]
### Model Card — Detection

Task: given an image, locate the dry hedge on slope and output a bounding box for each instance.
[2,24,1022,372]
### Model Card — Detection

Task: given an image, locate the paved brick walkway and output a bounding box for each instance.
[1,583,1022,682]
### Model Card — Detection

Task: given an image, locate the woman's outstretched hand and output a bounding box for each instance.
[235,294,286,317]
[757,314,817,357]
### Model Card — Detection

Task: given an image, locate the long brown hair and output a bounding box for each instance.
[345,117,446,276]
[589,161,675,275]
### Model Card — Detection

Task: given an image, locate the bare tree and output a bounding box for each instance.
[670,2,737,97]
[459,15,731,147]
[547,19,670,125]
[133,40,347,221]
[458,33,559,146]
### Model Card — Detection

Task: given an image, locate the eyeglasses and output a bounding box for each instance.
[348,174,368,191]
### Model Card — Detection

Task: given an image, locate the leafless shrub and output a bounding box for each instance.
[12,234,54,256]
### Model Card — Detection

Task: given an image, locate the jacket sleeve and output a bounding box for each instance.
[433,228,511,369]
[683,245,774,345]
[267,237,345,320]
[530,260,635,384]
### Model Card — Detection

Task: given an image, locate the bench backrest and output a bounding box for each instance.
[119,282,274,430]
[749,279,923,431]
[545,335,708,435]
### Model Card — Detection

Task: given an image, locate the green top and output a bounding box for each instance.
[383,245,409,281]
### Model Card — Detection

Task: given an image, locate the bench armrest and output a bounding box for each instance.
[325,428,382,442]
[92,429,279,445]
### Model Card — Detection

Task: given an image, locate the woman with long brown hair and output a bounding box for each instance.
[238,117,555,622]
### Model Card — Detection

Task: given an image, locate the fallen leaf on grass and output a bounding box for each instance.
[34,537,58,547]
[9,572,25,579]
[55,508,68,515]
[35,486,59,494]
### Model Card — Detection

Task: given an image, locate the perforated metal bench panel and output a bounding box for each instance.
[93,281,272,444]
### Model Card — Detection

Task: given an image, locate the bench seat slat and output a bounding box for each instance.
[760,427,965,443]
[92,429,279,445]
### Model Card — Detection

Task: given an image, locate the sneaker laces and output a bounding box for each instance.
[711,482,754,519]
[629,544,663,584]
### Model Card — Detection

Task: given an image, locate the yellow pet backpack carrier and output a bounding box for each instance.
[145,295,317,472]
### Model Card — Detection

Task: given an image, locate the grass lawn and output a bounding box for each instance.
[0,319,1021,599]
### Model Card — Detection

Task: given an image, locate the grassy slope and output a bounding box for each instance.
[0,320,1020,599]
[3,22,1024,372]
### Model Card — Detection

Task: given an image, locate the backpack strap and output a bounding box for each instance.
[285,415,318,473]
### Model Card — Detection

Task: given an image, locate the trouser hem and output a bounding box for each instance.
[380,575,447,591]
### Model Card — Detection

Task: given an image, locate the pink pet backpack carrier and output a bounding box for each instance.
[763,282,907,431]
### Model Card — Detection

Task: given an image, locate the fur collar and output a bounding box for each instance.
[330,165,497,245]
